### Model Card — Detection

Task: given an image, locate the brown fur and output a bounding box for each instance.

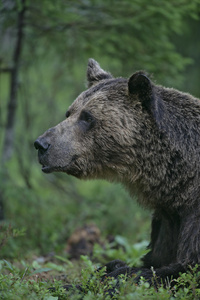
[34,59,200,285]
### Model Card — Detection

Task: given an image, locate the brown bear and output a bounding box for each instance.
[34,59,200,286]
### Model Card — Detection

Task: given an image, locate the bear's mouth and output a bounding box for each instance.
[37,151,60,173]
[38,154,83,177]
[41,164,65,174]
[41,165,53,173]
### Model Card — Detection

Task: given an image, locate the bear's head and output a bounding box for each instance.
[34,59,157,183]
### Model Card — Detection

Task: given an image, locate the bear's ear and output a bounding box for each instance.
[129,72,166,129]
[87,59,113,88]
[128,72,153,111]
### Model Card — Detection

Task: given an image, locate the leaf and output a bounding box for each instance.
[45,262,66,272]
[3,259,14,272]
[54,255,73,266]
[30,268,52,276]
[44,296,58,300]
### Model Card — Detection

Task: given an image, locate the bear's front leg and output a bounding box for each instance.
[102,262,185,287]
[100,259,141,283]
[99,259,129,274]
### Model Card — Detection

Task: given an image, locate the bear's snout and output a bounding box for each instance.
[34,138,50,154]
[34,137,53,173]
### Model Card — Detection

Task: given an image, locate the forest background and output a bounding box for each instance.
[0,0,200,298]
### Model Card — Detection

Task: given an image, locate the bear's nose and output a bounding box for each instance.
[34,138,50,154]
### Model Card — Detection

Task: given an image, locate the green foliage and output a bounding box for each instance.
[1,0,200,86]
[1,253,200,299]
[172,265,200,300]
[93,236,149,267]
[0,223,25,250]
[0,260,53,300]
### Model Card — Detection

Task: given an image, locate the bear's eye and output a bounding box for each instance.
[65,110,70,118]
[79,111,94,123]
[79,110,95,130]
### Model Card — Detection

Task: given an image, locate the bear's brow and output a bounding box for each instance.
[84,78,127,99]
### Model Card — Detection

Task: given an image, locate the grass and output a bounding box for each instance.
[1,230,200,300]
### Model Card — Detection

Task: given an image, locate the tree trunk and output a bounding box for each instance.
[0,0,26,220]
[1,0,26,163]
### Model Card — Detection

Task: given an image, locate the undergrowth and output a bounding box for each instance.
[1,235,200,300]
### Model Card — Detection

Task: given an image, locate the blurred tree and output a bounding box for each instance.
[0,0,26,220]
[23,0,200,84]
[1,0,26,164]
[173,18,200,97]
